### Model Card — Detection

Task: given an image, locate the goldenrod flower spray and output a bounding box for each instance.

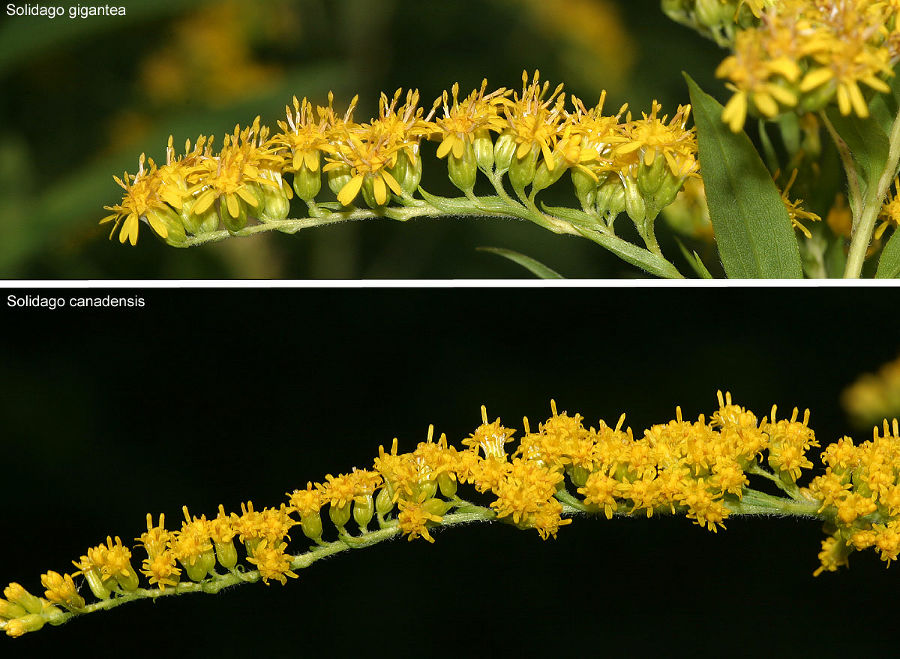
[100,2,900,279]
[4,392,898,638]
[101,71,701,279]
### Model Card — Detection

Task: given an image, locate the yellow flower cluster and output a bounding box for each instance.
[7,392,898,638]
[715,0,900,131]
[102,72,698,246]
[805,419,900,573]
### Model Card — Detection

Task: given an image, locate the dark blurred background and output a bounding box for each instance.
[0,0,723,278]
[0,286,896,655]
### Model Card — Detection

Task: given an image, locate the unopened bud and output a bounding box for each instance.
[114,565,141,592]
[353,495,375,530]
[221,196,249,233]
[329,502,352,528]
[623,176,647,224]
[293,164,322,202]
[258,179,292,222]
[596,177,626,218]
[493,133,516,172]
[375,487,394,516]
[215,539,238,570]
[390,150,423,195]
[508,144,539,190]
[571,168,598,208]
[448,142,477,192]
[327,164,353,197]
[473,129,495,171]
[437,473,457,498]
[143,205,186,246]
[636,154,667,197]
[300,512,324,541]
[531,153,567,194]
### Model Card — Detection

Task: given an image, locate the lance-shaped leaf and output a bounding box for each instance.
[686,74,803,278]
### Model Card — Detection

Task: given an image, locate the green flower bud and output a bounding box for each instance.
[473,129,495,171]
[422,497,452,517]
[375,487,394,516]
[390,150,423,195]
[696,0,733,27]
[200,548,216,577]
[636,154,668,197]
[419,478,438,501]
[114,565,141,592]
[81,569,110,601]
[361,175,380,209]
[215,539,238,570]
[623,176,647,224]
[493,133,516,172]
[596,177,626,219]
[508,144,539,191]
[258,179,291,222]
[221,196,249,233]
[182,556,209,582]
[568,466,590,488]
[327,164,353,197]
[437,473,457,498]
[353,494,375,530]
[329,501,352,528]
[293,164,322,202]
[653,173,687,214]
[300,512,324,541]
[531,153,567,195]
[571,168,598,209]
[181,196,220,235]
[448,141,477,193]
[145,206,187,246]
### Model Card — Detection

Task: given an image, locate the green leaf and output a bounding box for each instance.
[685,74,803,278]
[539,203,604,230]
[573,226,684,279]
[417,188,479,214]
[674,238,714,278]
[876,229,900,278]
[757,120,779,173]
[476,247,564,279]
[825,107,890,203]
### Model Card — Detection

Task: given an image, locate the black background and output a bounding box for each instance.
[0,286,896,656]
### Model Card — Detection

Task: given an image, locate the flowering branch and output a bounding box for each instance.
[101,72,698,278]
[4,392,900,638]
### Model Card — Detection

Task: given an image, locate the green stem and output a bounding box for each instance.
[844,107,900,278]
[747,463,802,500]
[729,487,820,518]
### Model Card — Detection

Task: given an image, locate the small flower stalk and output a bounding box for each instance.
[4,392,900,638]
